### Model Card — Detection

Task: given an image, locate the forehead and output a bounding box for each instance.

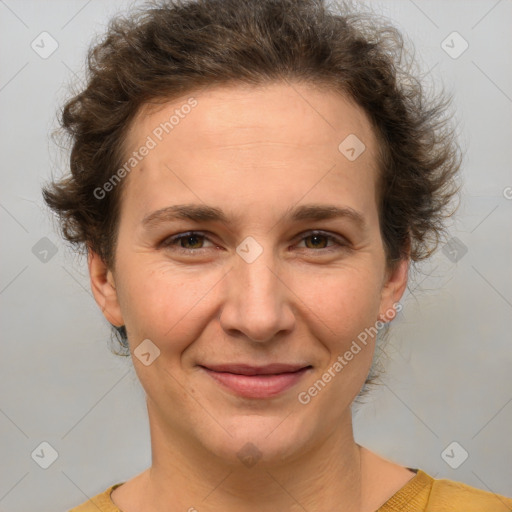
[119,82,381,222]
[126,81,378,160]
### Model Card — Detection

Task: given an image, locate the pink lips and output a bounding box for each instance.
[200,363,312,399]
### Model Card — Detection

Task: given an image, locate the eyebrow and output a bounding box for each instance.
[141,203,367,230]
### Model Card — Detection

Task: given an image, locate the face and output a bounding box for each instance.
[89,82,408,467]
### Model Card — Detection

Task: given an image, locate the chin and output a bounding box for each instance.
[195,412,318,469]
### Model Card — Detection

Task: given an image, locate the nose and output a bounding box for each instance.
[218,244,295,344]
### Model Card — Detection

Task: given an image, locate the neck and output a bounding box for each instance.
[144,405,366,512]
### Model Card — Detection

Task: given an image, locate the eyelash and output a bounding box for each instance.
[160,230,350,255]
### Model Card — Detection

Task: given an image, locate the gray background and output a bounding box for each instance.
[0,0,511,510]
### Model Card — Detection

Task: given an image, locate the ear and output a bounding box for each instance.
[88,247,124,327]
[378,255,409,322]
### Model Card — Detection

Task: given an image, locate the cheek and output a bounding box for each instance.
[117,260,222,349]
[290,265,383,344]
[297,269,383,403]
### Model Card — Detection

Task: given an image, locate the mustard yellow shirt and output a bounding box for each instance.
[69,469,512,512]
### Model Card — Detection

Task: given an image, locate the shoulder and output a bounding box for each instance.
[427,473,512,512]
[67,483,123,512]
[379,469,512,512]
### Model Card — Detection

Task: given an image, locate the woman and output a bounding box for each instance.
[42,0,512,510]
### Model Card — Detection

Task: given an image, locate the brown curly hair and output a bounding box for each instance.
[42,0,462,356]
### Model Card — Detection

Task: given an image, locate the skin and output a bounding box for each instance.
[89,82,415,512]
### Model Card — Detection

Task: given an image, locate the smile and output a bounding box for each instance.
[199,364,313,399]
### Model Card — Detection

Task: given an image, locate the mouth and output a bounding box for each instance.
[199,363,313,399]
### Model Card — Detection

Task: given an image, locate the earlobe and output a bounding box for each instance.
[87,247,124,327]
[378,256,410,322]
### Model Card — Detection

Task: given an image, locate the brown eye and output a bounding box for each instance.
[303,233,330,249]
[296,231,348,252]
[176,233,205,250]
[160,232,214,252]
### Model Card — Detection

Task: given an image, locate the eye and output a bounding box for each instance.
[160,231,215,252]
[160,230,349,255]
[294,231,349,253]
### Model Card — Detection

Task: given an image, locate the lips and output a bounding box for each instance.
[202,363,310,375]
[199,363,312,399]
